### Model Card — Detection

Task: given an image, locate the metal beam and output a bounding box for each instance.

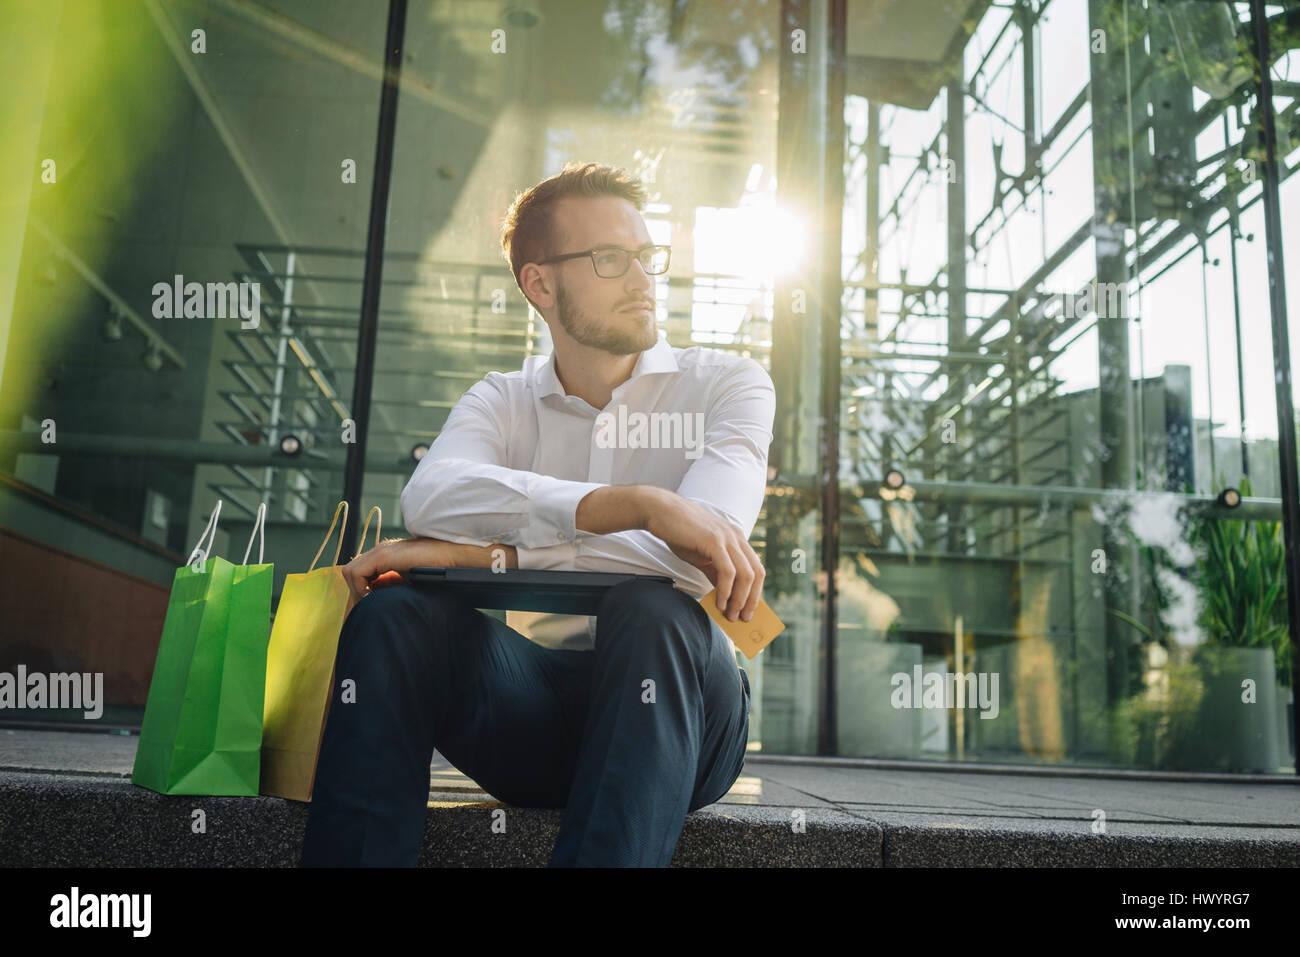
[1249,0,1300,777]
[817,0,847,758]
[341,0,406,559]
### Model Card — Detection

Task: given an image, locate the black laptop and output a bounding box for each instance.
[407,567,676,615]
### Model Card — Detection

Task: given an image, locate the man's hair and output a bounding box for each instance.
[500,162,648,311]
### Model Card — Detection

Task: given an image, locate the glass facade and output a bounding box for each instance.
[1,0,1296,773]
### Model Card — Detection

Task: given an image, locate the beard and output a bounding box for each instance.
[554,280,657,355]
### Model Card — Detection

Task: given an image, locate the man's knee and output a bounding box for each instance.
[345,582,461,628]
[597,579,700,620]
[596,580,713,657]
[348,581,409,611]
[339,584,461,664]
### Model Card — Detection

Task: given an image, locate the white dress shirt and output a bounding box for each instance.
[399,332,775,660]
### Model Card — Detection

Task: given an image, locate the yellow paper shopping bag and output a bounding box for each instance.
[259,502,381,802]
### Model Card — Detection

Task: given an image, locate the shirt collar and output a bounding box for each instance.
[534,333,678,400]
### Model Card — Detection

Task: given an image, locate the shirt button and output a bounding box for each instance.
[557,532,567,541]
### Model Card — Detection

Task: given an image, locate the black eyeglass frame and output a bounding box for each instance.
[537,243,671,278]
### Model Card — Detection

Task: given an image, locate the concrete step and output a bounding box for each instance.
[0,771,877,867]
[1,729,1298,867]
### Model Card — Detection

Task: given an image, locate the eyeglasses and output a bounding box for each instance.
[538,244,671,278]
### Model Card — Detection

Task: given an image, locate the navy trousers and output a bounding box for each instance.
[299,577,751,867]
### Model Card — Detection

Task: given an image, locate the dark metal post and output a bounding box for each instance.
[818,0,846,755]
[1087,0,1139,706]
[341,0,407,559]
[1248,0,1300,772]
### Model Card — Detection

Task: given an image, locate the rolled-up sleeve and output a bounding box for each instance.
[572,530,714,597]
[568,357,775,586]
[673,357,775,537]
[400,376,606,548]
[514,541,579,569]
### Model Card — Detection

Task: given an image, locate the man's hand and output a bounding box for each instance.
[343,537,519,603]
[642,488,765,622]
[343,537,459,603]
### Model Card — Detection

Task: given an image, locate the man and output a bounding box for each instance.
[299,161,775,867]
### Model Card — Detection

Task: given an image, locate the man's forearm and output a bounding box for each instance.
[416,486,666,570]
[575,485,667,536]
[448,542,518,569]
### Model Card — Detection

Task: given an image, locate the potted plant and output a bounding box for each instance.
[1180,476,1289,771]
[1108,476,1291,771]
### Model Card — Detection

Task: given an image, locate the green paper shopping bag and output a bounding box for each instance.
[132,499,274,795]
[260,502,381,802]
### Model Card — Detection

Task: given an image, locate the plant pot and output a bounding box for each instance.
[835,639,923,758]
[1165,646,1282,772]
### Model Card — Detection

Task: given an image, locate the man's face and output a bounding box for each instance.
[546,196,659,355]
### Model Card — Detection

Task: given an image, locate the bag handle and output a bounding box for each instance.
[353,506,382,560]
[242,500,267,565]
[186,500,223,571]
[308,501,349,572]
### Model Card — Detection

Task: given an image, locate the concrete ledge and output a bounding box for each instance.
[416,796,879,867]
[880,822,1300,867]
[3,729,1297,867]
[3,768,1296,866]
[0,771,880,867]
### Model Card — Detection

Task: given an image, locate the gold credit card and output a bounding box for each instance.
[700,589,785,659]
